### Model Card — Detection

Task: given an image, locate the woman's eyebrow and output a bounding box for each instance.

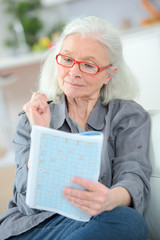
[83,56,97,62]
[60,51,98,63]
[61,50,72,55]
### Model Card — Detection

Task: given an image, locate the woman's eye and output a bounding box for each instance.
[64,57,73,63]
[84,63,96,69]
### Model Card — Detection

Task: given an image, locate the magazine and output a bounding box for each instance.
[26,125,103,221]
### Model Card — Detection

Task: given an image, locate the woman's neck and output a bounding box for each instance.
[67,97,98,130]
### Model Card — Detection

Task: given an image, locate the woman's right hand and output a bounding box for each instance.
[23,92,51,128]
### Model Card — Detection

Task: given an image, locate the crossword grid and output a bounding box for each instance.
[29,129,102,221]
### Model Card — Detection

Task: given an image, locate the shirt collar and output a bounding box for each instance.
[87,97,107,130]
[50,95,67,130]
[50,95,107,131]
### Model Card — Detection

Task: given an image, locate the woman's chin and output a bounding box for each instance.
[61,86,81,98]
[65,91,83,99]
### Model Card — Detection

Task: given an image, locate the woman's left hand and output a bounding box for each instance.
[63,177,113,216]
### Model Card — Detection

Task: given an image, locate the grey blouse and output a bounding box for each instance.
[0,98,152,239]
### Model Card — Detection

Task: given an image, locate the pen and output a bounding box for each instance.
[18,100,53,116]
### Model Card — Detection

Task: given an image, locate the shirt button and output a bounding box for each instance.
[101,176,105,181]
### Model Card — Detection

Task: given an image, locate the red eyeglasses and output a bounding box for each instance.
[56,54,112,75]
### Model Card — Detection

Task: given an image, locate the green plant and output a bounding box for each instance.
[3,0,43,49]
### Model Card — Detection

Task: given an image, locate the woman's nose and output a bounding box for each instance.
[69,62,81,76]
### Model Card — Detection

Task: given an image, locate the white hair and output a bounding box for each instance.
[39,16,139,105]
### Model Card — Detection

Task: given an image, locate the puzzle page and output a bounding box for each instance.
[26,126,103,221]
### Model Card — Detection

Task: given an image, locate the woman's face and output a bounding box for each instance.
[57,34,111,100]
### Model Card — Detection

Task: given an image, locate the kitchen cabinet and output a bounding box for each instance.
[41,0,76,7]
[0,53,42,167]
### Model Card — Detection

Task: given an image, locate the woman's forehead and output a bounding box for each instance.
[61,34,108,61]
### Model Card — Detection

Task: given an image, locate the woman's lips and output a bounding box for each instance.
[65,81,84,87]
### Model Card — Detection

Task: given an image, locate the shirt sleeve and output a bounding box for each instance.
[110,100,152,214]
[11,115,41,215]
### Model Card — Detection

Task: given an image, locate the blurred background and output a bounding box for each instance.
[0,0,160,214]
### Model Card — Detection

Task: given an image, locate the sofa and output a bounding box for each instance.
[144,110,160,240]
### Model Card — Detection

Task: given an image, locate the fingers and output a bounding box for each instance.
[63,186,105,216]
[23,92,51,127]
[72,177,98,191]
[23,93,48,114]
[65,195,101,216]
[63,187,92,201]
[63,185,106,205]
[31,92,48,106]
[63,177,109,216]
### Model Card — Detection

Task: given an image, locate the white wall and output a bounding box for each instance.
[65,0,160,110]
[121,26,160,110]
[66,0,154,27]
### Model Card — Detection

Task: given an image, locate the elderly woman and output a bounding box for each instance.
[0,16,151,240]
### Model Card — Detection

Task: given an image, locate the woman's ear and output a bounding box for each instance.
[104,66,118,85]
[111,66,118,74]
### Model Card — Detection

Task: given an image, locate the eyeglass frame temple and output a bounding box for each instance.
[98,64,112,72]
